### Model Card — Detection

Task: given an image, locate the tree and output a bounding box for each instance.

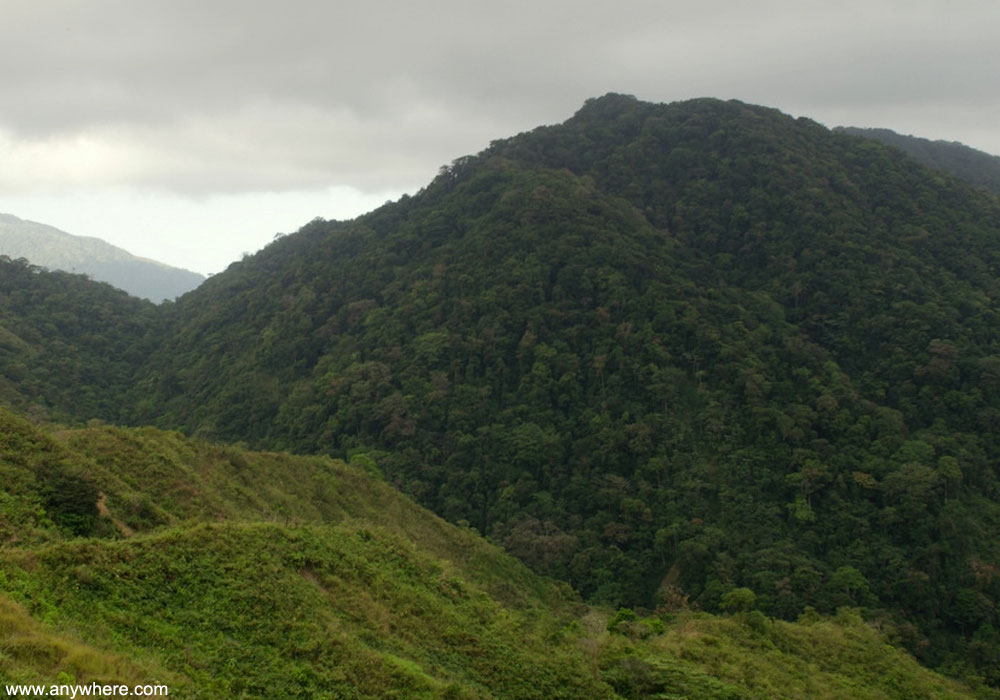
[720,587,757,613]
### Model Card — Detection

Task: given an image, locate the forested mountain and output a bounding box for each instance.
[3,94,1000,686]
[835,127,1000,195]
[0,256,160,421]
[0,213,205,302]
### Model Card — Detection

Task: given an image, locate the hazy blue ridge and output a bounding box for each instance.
[0,212,205,302]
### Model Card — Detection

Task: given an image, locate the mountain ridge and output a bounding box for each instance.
[0,213,205,302]
[835,126,1000,194]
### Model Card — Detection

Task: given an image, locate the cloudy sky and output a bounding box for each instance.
[1,0,997,275]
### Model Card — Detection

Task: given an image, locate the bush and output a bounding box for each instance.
[720,588,757,614]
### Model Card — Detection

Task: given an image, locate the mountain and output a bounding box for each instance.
[0,406,986,698]
[0,213,204,302]
[2,94,1000,686]
[835,126,1000,194]
[0,255,160,422]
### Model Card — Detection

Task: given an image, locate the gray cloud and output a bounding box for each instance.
[2,0,999,196]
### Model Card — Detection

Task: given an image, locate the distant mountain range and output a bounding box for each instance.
[0,213,204,302]
[836,126,1000,194]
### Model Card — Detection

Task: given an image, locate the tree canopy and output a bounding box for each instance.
[3,95,1000,684]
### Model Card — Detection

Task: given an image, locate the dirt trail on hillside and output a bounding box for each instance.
[96,492,135,538]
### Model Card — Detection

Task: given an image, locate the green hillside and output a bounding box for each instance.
[117,96,1000,679]
[0,256,160,422]
[1,95,1000,687]
[0,408,988,698]
[0,408,606,698]
[835,127,1000,195]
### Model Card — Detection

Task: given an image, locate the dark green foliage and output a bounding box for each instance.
[0,256,160,422]
[607,607,638,634]
[34,462,98,536]
[3,96,1000,685]
[0,409,101,540]
[836,126,1000,194]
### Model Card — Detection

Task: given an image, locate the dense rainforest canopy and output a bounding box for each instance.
[0,256,160,420]
[3,94,1000,685]
[837,126,1000,195]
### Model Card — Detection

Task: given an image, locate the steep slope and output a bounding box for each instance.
[835,127,1000,195]
[0,407,987,699]
[0,213,205,302]
[0,256,160,422]
[123,95,1000,682]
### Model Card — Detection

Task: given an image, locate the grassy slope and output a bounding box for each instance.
[596,608,989,699]
[0,408,989,698]
[2,410,601,698]
[3,523,603,699]
[0,593,175,691]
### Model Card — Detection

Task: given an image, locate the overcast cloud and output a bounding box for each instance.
[1,0,997,274]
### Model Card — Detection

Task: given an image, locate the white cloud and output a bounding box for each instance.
[0,129,146,188]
